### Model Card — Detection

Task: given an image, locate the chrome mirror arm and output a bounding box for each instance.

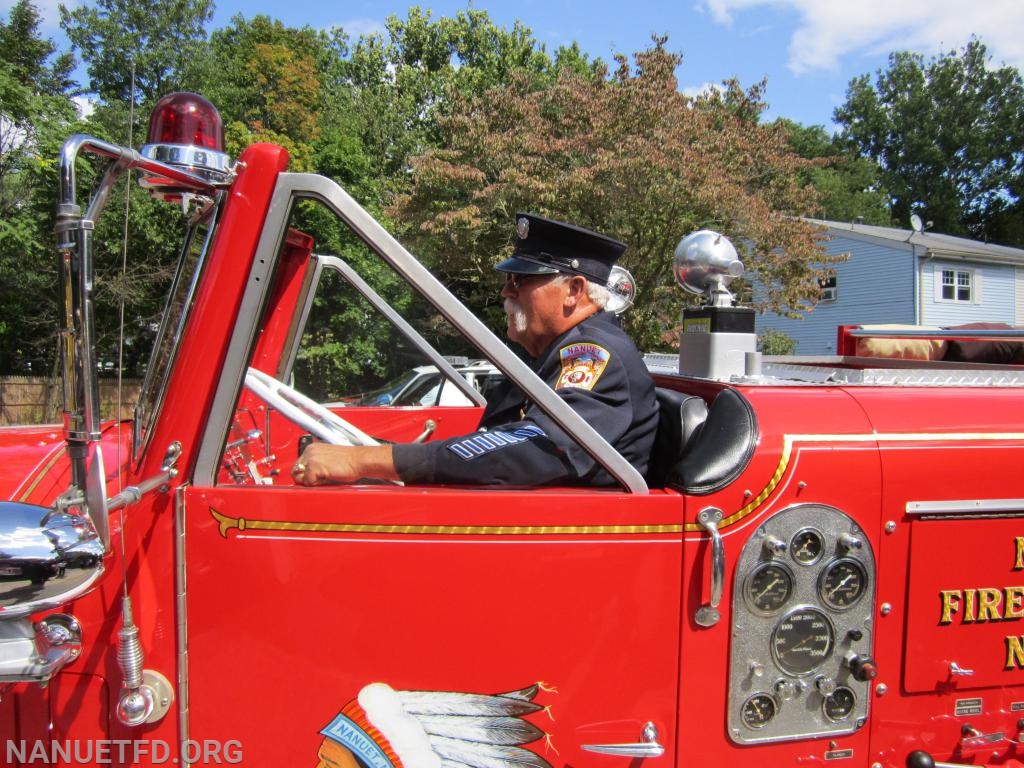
[106,442,182,512]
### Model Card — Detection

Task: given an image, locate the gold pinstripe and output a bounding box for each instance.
[209,507,683,538]
[681,431,1024,533]
[210,430,1024,540]
[18,444,67,502]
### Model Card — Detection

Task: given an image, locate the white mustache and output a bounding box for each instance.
[504,299,528,333]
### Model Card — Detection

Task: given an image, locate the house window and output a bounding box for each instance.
[940,269,973,302]
[818,275,838,302]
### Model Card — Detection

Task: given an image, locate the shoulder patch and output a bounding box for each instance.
[556,343,611,391]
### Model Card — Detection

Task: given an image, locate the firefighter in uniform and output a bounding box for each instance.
[293,213,658,487]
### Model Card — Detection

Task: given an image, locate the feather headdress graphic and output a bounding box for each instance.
[316,683,554,768]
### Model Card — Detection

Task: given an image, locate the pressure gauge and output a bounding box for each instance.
[772,607,835,675]
[740,693,777,729]
[819,558,868,610]
[745,562,794,615]
[822,686,857,722]
[790,528,824,565]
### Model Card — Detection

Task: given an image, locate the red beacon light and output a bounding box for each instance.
[139,92,232,196]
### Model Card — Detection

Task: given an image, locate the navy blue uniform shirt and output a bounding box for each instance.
[392,311,657,486]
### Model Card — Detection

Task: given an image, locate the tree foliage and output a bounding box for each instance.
[53,0,218,376]
[0,0,78,373]
[198,15,331,170]
[21,2,1018,385]
[835,39,1024,244]
[777,119,890,226]
[293,8,584,394]
[391,40,832,349]
[60,0,213,104]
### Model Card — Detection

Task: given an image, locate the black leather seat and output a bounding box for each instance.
[647,387,758,494]
[646,388,708,486]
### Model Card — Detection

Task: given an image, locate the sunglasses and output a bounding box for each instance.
[503,273,563,290]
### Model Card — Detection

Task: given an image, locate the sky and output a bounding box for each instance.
[11,0,1024,130]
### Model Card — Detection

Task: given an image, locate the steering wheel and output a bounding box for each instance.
[244,367,379,447]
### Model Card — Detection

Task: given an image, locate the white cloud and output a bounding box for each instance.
[682,81,724,98]
[698,0,1024,76]
[331,17,387,41]
[73,96,94,119]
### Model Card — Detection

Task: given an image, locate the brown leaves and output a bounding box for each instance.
[391,41,834,350]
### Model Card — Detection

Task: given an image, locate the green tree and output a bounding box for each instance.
[0,0,78,374]
[198,15,333,169]
[60,0,213,104]
[53,0,221,377]
[391,40,833,350]
[758,328,796,356]
[281,8,574,394]
[835,39,1024,244]
[335,8,571,195]
[777,119,890,225]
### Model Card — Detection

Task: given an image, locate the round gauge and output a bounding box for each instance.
[790,528,824,565]
[822,686,857,721]
[819,558,868,610]
[740,693,777,729]
[772,607,835,676]
[745,562,794,614]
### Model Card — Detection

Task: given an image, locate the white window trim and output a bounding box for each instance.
[933,267,980,304]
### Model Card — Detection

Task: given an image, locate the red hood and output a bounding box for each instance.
[0,421,133,505]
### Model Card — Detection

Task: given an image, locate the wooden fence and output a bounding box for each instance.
[0,376,142,427]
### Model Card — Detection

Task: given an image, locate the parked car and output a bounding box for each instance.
[354,360,504,407]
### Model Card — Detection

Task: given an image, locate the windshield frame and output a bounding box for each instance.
[132,201,220,461]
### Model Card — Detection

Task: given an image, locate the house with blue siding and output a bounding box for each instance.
[755,219,1024,354]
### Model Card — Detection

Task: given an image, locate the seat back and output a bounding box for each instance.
[646,388,708,486]
[647,387,758,495]
[669,388,757,494]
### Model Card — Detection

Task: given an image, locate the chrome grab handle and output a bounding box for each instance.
[582,722,664,759]
[695,507,724,627]
[581,743,664,758]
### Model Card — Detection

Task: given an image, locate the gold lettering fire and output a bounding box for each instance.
[938,537,1024,670]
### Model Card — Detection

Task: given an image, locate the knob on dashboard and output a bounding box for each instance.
[763,535,787,556]
[847,654,878,682]
[838,532,863,551]
[815,676,837,696]
[774,678,797,701]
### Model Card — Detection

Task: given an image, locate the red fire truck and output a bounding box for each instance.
[2,92,1024,768]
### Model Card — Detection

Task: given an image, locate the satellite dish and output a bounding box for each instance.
[910,214,924,233]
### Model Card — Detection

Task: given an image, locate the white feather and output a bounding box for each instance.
[428,736,552,768]
[417,715,543,746]
[398,691,542,717]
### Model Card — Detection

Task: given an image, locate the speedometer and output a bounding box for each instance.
[772,607,835,675]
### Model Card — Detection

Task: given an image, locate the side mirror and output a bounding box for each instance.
[0,501,105,621]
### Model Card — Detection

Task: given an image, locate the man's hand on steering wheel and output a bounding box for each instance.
[292,443,400,485]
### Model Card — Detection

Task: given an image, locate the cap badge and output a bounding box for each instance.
[516,217,530,239]
[570,258,579,268]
